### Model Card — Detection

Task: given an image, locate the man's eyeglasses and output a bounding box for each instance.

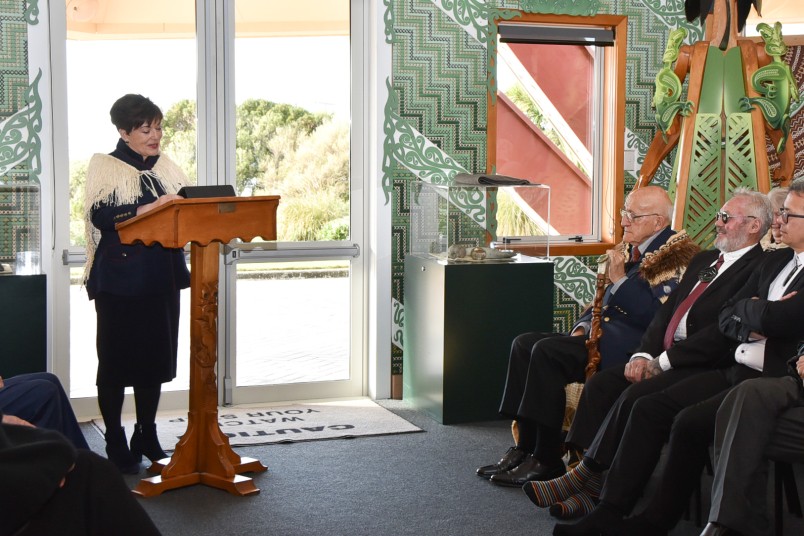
[715,211,757,224]
[779,208,804,224]
[620,209,659,223]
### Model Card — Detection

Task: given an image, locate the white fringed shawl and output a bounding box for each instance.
[82,153,188,283]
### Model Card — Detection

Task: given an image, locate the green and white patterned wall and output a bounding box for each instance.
[2,0,802,382]
[0,0,42,264]
[383,0,804,376]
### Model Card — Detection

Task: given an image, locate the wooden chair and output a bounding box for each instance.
[562,383,585,468]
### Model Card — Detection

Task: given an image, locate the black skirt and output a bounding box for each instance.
[94,291,181,388]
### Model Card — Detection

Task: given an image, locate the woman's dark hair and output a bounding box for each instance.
[109,94,163,133]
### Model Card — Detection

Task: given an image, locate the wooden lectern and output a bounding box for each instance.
[116,195,279,497]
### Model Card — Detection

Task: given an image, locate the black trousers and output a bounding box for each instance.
[635,390,731,528]
[498,332,588,429]
[566,363,705,464]
[708,376,804,536]
[600,366,759,517]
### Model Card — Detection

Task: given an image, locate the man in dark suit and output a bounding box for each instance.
[521,188,770,519]
[604,183,804,536]
[703,354,804,536]
[549,185,804,536]
[697,188,804,536]
[478,186,685,487]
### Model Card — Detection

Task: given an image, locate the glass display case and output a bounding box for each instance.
[409,181,551,261]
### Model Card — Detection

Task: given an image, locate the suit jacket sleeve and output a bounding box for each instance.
[575,228,680,333]
[719,250,804,375]
[574,268,655,326]
[90,200,140,232]
[718,250,804,341]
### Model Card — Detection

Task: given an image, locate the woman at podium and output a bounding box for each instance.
[82,94,190,474]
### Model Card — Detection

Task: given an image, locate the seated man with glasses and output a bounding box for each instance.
[524,188,769,521]
[779,207,804,223]
[701,348,804,536]
[548,183,804,536]
[477,185,696,490]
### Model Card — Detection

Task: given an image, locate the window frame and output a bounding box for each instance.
[487,12,628,256]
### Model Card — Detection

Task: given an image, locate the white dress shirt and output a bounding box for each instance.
[734,251,804,371]
[630,244,756,370]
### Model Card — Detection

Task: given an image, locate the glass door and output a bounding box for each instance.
[223,0,365,404]
[63,0,197,403]
[59,0,365,409]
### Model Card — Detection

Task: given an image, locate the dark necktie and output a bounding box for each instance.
[662,254,725,350]
[624,247,641,272]
[783,256,800,287]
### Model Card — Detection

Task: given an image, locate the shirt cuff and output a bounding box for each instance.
[629,352,671,371]
[573,321,591,336]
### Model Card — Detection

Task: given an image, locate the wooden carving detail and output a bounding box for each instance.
[638,0,798,240]
[740,22,801,154]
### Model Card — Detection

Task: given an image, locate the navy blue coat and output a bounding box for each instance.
[575,226,679,369]
[86,141,190,300]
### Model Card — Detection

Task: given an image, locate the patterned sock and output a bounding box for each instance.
[548,491,598,519]
[581,468,602,497]
[521,458,601,507]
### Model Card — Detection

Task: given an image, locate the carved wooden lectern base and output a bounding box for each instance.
[116,196,279,497]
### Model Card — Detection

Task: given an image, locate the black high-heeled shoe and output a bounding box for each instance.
[130,423,168,463]
[105,426,140,474]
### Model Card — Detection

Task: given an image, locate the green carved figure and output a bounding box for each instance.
[653,28,694,141]
[639,0,797,193]
[637,0,801,248]
[739,22,801,154]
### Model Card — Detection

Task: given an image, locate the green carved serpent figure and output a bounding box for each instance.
[653,28,694,140]
[740,22,801,154]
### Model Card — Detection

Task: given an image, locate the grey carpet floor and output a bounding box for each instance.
[79,400,804,536]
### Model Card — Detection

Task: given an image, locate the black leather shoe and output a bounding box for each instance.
[476,446,527,479]
[700,522,743,536]
[489,454,566,487]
